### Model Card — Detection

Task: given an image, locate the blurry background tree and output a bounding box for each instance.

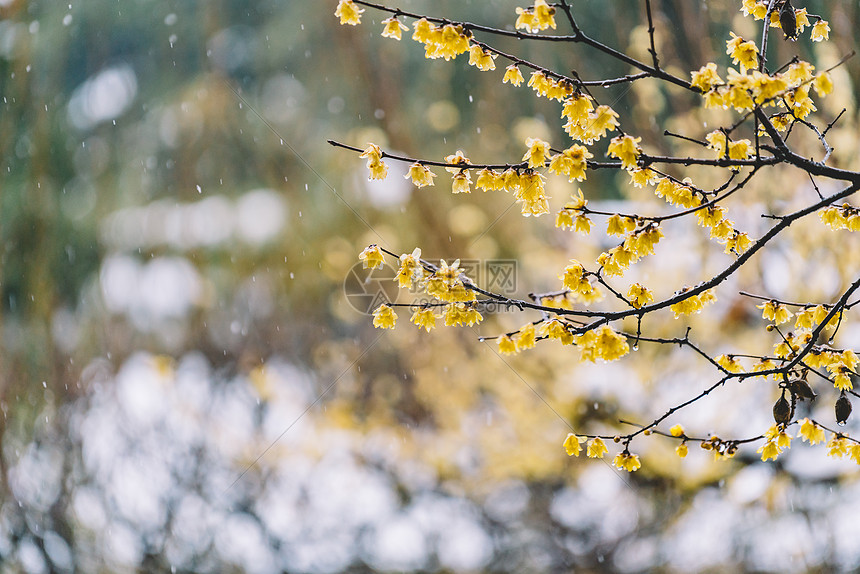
[1,0,860,572]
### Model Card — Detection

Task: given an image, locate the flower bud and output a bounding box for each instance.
[836,394,852,425]
[789,378,816,401]
[779,0,797,40]
[773,394,791,425]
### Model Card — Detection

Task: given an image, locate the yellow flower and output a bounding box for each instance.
[516,1,557,33]
[629,168,658,188]
[405,162,436,188]
[451,172,472,194]
[813,72,833,97]
[785,84,816,119]
[785,61,815,86]
[843,350,859,369]
[820,206,847,230]
[501,168,521,191]
[627,283,653,309]
[757,301,793,324]
[675,443,688,458]
[540,319,573,345]
[563,433,584,456]
[794,8,810,32]
[546,78,572,101]
[728,139,752,160]
[444,302,482,327]
[381,17,408,40]
[366,160,387,180]
[587,437,608,458]
[359,142,385,169]
[750,359,776,380]
[827,434,847,458]
[515,322,537,350]
[850,444,860,465]
[395,247,423,288]
[548,144,592,182]
[410,308,437,332]
[502,65,524,87]
[751,71,788,105]
[556,209,574,230]
[608,214,636,237]
[412,18,435,43]
[704,87,727,109]
[724,68,756,110]
[696,206,726,228]
[561,260,586,290]
[798,418,826,445]
[811,20,830,42]
[584,105,619,142]
[715,354,743,373]
[359,244,385,269]
[573,214,592,234]
[691,62,722,92]
[424,24,471,61]
[607,135,642,170]
[527,71,551,96]
[516,171,549,216]
[468,44,497,71]
[498,335,517,355]
[613,452,641,472]
[667,297,696,318]
[334,0,363,25]
[832,366,853,391]
[474,169,500,192]
[523,137,551,168]
[533,0,557,30]
[515,6,539,33]
[372,304,397,329]
[794,307,815,330]
[593,325,630,361]
[444,149,472,173]
[669,424,685,437]
[757,440,781,461]
[726,32,758,70]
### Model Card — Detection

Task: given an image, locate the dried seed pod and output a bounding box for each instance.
[789,378,816,401]
[836,394,853,425]
[780,0,797,40]
[773,394,792,425]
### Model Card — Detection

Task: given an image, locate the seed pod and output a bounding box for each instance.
[773,394,792,425]
[789,378,816,401]
[836,394,853,425]
[780,0,797,40]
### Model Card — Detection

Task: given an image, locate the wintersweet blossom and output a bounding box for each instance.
[334,0,363,25]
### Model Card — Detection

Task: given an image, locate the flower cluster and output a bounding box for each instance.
[515,0,556,33]
[336,0,857,474]
[412,19,471,60]
[757,424,792,461]
[607,135,642,170]
[576,325,630,362]
[757,300,793,325]
[527,71,575,102]
[741,0,829,42]
[669,288,717,318]
[820,204,860,231]
[559,259,602,304]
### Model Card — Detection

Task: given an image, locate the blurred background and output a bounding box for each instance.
[2,0,860,572]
